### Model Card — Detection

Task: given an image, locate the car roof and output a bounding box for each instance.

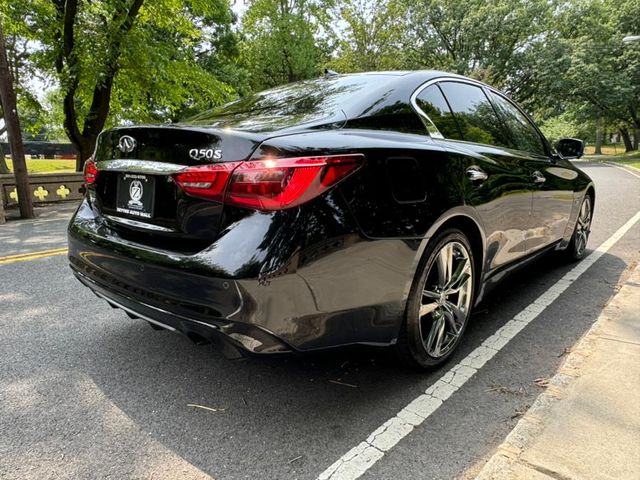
[327,70,480,120]
[182,70,488,133]
[331,70,475,82]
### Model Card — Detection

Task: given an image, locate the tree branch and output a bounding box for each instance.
[54,0,85,154]
[81,0,144,144]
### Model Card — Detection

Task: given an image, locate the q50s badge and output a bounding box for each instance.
[189,148,223,161]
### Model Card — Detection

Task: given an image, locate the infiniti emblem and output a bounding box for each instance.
[118,135,137,153]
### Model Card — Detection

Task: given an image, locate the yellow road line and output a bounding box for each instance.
[0,247,68,266]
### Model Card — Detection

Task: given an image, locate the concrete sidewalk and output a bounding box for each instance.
[475,263,640,480]
[0,202,78,256]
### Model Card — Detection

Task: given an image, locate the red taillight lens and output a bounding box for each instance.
[83,158,99,184]
[173,154,364,211]
[227,155,364,210]
[173,162,242,202]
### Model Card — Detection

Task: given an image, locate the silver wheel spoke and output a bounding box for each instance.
[423,289,440,301]
[432,316,446,357]
[442,308,460,335]
[425,315,444,355]
[443,300,464,323]
[420,302,439,317]
[437,243,453,286]
[445,264,471,294]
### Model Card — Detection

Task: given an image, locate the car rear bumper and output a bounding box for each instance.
[70,265,292,354]
[68,199,418,353]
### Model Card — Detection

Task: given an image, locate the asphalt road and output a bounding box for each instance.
[1,162,638,480]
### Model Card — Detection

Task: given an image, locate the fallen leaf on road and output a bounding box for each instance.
[485,384,526,396]
[187,404,226,413]
[511,405,529,419]
[534,378,549,388]
[329,379,358,388]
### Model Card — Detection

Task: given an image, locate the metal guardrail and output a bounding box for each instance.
[0,173,84,223]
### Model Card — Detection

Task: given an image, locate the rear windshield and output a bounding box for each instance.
[184,75,395,132]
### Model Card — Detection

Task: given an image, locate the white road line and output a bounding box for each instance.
[604,162,640,179]
[317,210,640,480]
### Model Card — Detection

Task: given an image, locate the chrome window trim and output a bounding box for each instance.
[410,77,450,139]
[410,77,492,140]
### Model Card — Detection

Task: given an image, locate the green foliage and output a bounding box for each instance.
[325,0,409,72]
[240,0,327,90]
[2,0,639,157]
[531,0,640,148]
[2,0,244,165]
[539,114,582,145]
[399,0,553,90]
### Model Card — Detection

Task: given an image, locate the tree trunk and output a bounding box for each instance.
[634,129,639,151]
[0,19,34,218]
[52,0,145,171]
[75,143,94,171]
[620,127,635,152]
[594,114,603,155]
[0,123,10,174]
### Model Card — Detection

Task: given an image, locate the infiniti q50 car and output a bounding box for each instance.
[68,71,594,369]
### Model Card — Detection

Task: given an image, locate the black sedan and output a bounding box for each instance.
[68,71,594,369]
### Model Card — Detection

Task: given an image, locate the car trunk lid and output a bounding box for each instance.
[90,125,264,253]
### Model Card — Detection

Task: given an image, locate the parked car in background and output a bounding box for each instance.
[68,71,593,369]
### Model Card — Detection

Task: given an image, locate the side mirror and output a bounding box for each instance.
[555,138,585,159]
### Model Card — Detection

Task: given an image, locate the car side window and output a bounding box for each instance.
[488,91,547,157]
[414,85,462,140]
[438,81,511,149]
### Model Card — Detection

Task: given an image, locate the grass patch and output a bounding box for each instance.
[583,144,629,155]
[4,158,77,174]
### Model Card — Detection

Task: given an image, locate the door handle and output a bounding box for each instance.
[531,171,546,184]
[466,166,488,183]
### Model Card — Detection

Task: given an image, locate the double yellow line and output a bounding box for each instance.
[0,247,68,266]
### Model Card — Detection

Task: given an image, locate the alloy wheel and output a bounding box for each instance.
[575,196,592,256]
[419,241,474,358]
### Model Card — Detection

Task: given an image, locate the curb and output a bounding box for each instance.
[580,156,640,174]
[602,161,640,177]
[473,263,640,480]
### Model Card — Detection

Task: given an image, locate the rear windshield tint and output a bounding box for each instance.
[185,75,396,131]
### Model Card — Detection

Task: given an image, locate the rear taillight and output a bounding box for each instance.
[173,162,242,202]
[83,158,99,184]
[173,154,364,211]
[227,155,364,210]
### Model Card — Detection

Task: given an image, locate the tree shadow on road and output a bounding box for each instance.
[67,248,632,479]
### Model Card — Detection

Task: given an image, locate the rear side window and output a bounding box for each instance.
[414,85,462,140]
[438,82,510,149]
[488,91,547,157]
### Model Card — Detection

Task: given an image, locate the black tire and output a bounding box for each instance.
[563,193,593,261]
[396,229,476,370]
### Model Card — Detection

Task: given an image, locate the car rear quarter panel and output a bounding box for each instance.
[242,129,474,346]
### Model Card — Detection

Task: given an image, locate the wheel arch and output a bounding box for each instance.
[436,215,485,286]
